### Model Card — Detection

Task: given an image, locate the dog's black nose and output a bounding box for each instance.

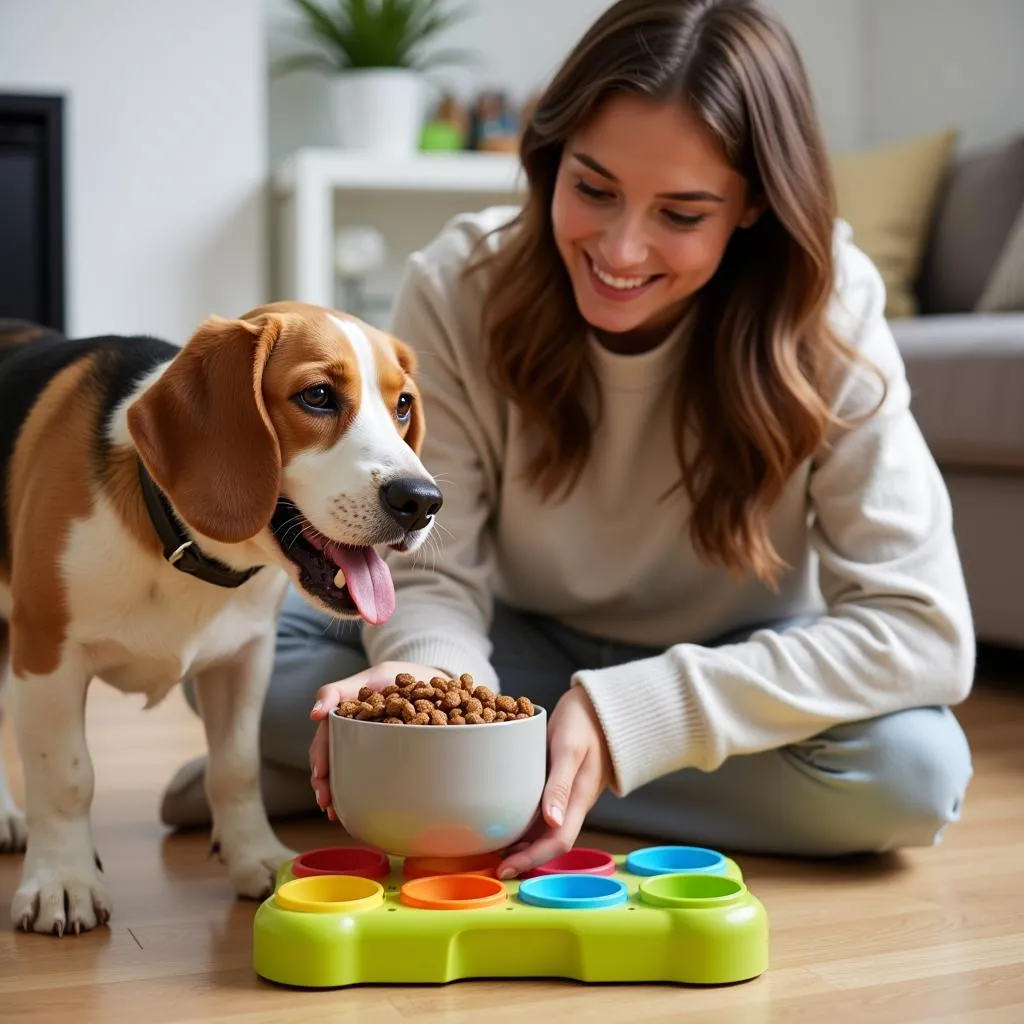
[380,477,443,532]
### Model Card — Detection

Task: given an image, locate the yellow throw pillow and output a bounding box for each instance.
[832,129,958,319]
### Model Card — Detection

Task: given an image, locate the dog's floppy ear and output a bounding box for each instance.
[390,334,426,456]
[127,314,283,544]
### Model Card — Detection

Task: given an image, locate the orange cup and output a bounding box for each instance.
[402,852,502,879]
[399,873,507,910]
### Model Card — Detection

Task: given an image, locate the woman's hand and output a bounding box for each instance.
[497,685,613,879]
[308,661,442,819]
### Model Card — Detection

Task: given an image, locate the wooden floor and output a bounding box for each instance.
[1,649,1022,1023]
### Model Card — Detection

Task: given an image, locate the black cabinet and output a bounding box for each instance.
[0,94,64,332]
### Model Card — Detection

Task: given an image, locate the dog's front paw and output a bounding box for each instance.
[12,861,112,935]
[226,839,296,901]
[0,804,27,853]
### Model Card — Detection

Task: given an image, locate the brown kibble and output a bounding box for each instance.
[341,676,535,727]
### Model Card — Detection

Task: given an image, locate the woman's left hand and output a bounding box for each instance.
[496,685,614,880]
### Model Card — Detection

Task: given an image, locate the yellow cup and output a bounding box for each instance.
[274,874,384,914]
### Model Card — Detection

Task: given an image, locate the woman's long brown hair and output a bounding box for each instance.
[466,0,883,587]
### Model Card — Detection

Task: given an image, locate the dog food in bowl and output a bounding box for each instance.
[334,672,535,726]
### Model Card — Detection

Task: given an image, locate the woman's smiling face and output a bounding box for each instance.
[551,92,763,341]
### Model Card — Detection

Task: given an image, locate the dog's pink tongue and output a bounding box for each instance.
[330,544,396,625]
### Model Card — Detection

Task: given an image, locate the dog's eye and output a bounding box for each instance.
[396,392,413,421]
[297,384,336,412]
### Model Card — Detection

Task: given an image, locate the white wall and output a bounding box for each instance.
[764,0,865,152]
[862,0,1024,151]
[0,0,268,343]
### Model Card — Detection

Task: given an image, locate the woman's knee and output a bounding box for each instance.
[870,706,972,844]
[792,705,973,851]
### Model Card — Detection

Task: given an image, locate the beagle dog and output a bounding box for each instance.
[0,304,441,935]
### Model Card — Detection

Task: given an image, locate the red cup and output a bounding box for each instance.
[291,846,390,880]
[521,847,617,879]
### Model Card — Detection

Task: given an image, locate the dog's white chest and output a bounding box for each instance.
[91,650,196,707]
[81,576,282,704]
[62,502,287,704]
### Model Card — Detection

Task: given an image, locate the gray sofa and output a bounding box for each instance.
[894,314,1024,648]
[892,132,1024,650]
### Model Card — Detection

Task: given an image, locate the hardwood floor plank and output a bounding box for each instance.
[809,934,1024,989]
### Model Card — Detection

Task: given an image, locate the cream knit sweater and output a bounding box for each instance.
[363,206,974,797]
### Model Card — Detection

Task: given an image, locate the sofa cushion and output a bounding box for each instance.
[977,204,1024,313]
[916,132,1024,315]
[890,313,1024,471]
[832,129,956,320]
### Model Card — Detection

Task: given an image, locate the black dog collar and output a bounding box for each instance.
[137,459,262,589]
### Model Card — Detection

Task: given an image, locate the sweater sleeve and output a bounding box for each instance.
[572,231,976,797]
[360,238,503,687]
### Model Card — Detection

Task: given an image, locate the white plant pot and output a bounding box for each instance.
[329,68,425,157]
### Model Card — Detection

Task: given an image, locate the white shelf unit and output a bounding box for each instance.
[272,147,526,310]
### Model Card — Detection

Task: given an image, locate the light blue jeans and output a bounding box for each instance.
[191,585,974,858]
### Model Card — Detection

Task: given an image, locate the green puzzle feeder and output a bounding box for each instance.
[252,844,769,988]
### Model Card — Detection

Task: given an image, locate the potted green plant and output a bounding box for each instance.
[275,0,475,157]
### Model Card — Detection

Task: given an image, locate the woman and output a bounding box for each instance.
[162,0,974,877]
